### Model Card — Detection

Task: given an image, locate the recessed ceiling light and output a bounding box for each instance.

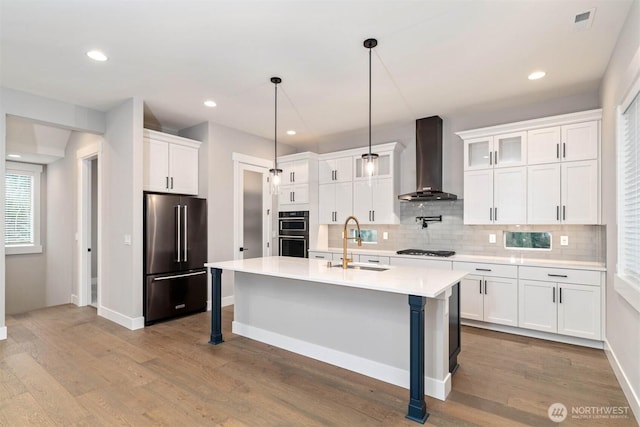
[7,154,21,159]
[204,100,217,107]
[528,71,546,80]
[86,50,108,62]
[286,130,296,135]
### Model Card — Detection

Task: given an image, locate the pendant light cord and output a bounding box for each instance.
[274,81,278,169]
[368,45,372,156]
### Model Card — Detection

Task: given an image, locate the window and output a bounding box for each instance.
[616,77,640,311]
[5,161,42,254]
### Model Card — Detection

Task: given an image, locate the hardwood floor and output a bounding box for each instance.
[0,304,636,426]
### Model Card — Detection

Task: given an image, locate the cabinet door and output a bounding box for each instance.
[518,280,557,333]
[460,276,484,321]
[371,178,394,223]
[352,180,373,224]
[557,283,601,340]
[144,138,170,192]
[279,161,295,185]
[169,143,199,195]
[494,132,526,168]
[527,126,561,165]
[318,184,336,224]
[463,170,493,224]
[562,121,598,162]
[334,181,353,224]
[561,160,598,224]
[291,161,308,184]
[291,185,308,204]
[493,167,526,224]
[278,185,295,206]
[354,152,392,180]
[464,137,493,170]
[334,157,353,182]
[483,277,518,326]
[318,159,335,185]
[527,163,561,224]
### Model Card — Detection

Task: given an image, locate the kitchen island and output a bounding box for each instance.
[205,256,467,423]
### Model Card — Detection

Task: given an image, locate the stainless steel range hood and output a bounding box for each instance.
[398,115,457,201]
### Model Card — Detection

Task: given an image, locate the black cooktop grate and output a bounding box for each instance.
[396,249,456,257]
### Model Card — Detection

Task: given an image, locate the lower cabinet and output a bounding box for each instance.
[519,279,601,340]
[460,275,518,326]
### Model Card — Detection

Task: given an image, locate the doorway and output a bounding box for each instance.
[77,143,101,307]
[232,153,272,261]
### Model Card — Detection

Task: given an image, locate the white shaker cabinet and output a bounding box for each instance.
[463,167,526,224]
[279,159,309,185]
[277,153,318,212]
[454,262,518,327]
[143,129,200,195]
[528,160,598,224]
[319,156,352,184]
[518,266,602,340]
[319,182,353,224]
[353,178,396,224]
[527,121,598,165]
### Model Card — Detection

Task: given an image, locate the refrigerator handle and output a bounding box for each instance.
[176,205,181,262]
[183,205,188,262]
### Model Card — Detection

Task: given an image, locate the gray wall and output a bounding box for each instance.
[5,166,47,314]
[600,0,640,416]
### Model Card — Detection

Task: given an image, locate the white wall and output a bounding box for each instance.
[600,0,640,418]
[100,98,144,328]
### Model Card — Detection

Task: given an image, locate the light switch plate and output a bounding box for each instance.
[489,234,496,243]
[124,234,132,245]
[383,232,389,240]
[560,235,569,246]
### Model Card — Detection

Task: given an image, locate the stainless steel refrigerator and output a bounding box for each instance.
[144,193,208,325]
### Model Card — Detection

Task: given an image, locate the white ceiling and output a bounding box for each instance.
[0,0,633,151]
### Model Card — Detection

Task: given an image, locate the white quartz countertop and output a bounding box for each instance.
[205,256,467,298]
[313,248,606,271]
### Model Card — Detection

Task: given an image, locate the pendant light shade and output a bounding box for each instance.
[269,76,283,194]
[361,38,379,179]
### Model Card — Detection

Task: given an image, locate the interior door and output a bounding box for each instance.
[242,169,263,259]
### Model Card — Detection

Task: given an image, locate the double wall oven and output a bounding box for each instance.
[279,211,309,258]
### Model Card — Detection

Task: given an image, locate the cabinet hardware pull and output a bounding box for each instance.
[559,287,563,303]
[489,151,492,166]
[334,170,337,180]
[563,205,566,221]
[372,211,375,222]
[166,176,169,189]
[314,255,325,259]
[489,207,492,221]
[292,192,295,202]
[556,206,560,221]
[494,151,498,165]
[476,268,492,272]
[547,274,568,278]
[556,143,560,159]
[484,280,488,294]
[171,177,174,189]
[563,143,566,158]
[368,259,380,263]
[494,207,497,221]
[553,287,556,303]
[479,279,482,294]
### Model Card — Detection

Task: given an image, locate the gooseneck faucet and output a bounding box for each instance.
[342,215,363,269]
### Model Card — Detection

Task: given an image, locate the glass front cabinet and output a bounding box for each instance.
[463,132,527,170]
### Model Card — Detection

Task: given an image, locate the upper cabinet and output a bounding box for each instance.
[464,132,527,170]
[279,159,309,185]
[277,152,318,211]
[457,109,602,225]
[319,156,352,184]
[143,129,201,195]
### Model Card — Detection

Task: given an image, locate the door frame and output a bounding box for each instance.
[76,142,102,307]
[232,153,272,260]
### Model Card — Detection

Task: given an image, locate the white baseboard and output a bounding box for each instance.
[207,296,234,312]
[71,294,79,306]
[98,306,145,330]
[462,320,604,349]
[0,326,6,340]
[233,321,450,401]
[604,339,640,423]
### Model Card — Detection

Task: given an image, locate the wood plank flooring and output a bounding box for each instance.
[0,304,636,426]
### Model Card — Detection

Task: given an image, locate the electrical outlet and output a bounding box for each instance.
[383,232,389,240]
[124,234,132,245]
[560,235,569,246]
[489,234,496,244]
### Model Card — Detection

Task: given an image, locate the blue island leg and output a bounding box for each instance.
[209,267,224,345]
[406,294,428,423]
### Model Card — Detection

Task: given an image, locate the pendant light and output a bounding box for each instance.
[269,76,283,194]
[361,38,379,178]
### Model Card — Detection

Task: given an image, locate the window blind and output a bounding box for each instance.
[5,172,34,245]
[619,91,640,288]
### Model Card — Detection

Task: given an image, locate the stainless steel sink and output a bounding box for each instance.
[331,263,389,272]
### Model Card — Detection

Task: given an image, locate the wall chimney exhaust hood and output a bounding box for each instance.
[398,116,457,201]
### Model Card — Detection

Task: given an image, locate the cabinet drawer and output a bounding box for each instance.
[519,266,601,286]
[453,262,517,278]
[390,257,452,270]
[309,251,332,260]
[332,252,358,262]
[358,254,390,265]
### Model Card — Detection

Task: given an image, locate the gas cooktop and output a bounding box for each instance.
[396,249,456,257]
